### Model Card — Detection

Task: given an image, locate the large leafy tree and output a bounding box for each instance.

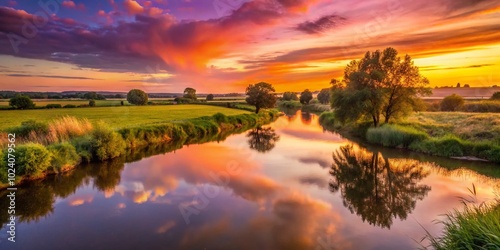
[299,89,313,104]
[282,91,298,101]
[245,82,277,113]
[317,88,331,104]
[183,87,197,100]
[127,89,148,105]
[331,47,430,127]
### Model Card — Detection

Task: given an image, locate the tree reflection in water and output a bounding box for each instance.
[247,126,280,153]
[329,145,431,228]
[301,112,312,125]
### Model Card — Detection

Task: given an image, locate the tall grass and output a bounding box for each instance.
[8,116,93,144]
[366,124,429,148]
[422,190,500,250]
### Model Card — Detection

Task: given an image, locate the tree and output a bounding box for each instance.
[317,88,331,104]
[456,83,461,88]
[299,89,313,104]
[89,100,96,107]
[183,87,197,100]
[206,94,214,101]
[282,91,298,101]
[9,95,35,109]
[83,92,106,100]
[440,94,464,111]
[245,82,277,113]
[127,89,148,105]
[246,127,280,153]
[463,84,470,88]
[331,47,430,127]
[491,92,500,100]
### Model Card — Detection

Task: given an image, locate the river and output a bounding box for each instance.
[1,111,499,249]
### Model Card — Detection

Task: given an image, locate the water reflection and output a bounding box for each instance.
[329,145,431,228]
[246,126,280,153]
[300,112,312,125]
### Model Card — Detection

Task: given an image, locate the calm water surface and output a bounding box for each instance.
[1,112,499,250]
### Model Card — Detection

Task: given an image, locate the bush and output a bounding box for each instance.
[409,134,465,157]
[366,124,429,148]
[278,100,302,109]
[63,104,77,108]
[10,143,52,176]
[89,123,126,161]
[47,143,80,172]
[461,101,500,113]
[127,89,148,105]
[46,104,62,109]
[174,97,196,104]
[7,120,49,138]
[89,100,96,107]
[440,94,464,111]
[9,95,35,109]
[206,94,214,101]
[490,91,500,100]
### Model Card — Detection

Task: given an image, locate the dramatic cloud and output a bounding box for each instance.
[296,14,347,34]
[123,0,144,15]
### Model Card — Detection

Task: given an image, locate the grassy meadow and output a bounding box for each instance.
[320,111,500,163]
[0,105,250,131]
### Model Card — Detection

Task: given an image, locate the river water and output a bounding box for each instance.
[1,111,499,250]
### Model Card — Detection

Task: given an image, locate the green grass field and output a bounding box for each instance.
[0,105,250,131]
[0,99,132,107]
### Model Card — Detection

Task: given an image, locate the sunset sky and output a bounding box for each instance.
[0,0,499,93]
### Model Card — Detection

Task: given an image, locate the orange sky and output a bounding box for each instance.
[0,0,499,93]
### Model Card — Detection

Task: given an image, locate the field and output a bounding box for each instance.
[0,105,250,131]
[403,112,500,142]
[0,99,133,108]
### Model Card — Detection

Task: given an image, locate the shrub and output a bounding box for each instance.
[490,91,500,100]
[63,104,77,108]
[440,94,464,111]
[7,120,49,139]
[127,89,148,105]
[9,95,35,109]
[409,134,465,157]
[278,100,302,109]
[461,101,500,113]
[174,97,196,104]
[47,143,80,172]
[282,92,298,101]
[89,123,126,161]
[46,104,62,109]
[89,100,96,107]
[366,124,429,148]
[71,136,93,163]
[206,94,214,101]
[10,143,52,176]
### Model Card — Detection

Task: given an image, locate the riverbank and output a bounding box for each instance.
[424,198,500,249]
[0,107,278,189]
[319,111,500,163]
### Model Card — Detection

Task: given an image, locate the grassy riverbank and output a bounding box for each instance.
[319,111,500,163]
[0,105,278,188]
[423,198,500,249]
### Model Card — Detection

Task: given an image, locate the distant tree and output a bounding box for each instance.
[440,94,464,111]
[456,83,461,88]
[114,94,123,98]
[183,87,197,100]
[282,91,298,101]
[317,88,331,104]
[9,95,35,109]
[83,92,105,100]
[331,47,430,127]
[490,92,500,100]
[89,100,96,107]
[206,94,214,101]
[245,82,277,114]
[299,89,313,104]
[127,89,148,105]
[463,84,470,88]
